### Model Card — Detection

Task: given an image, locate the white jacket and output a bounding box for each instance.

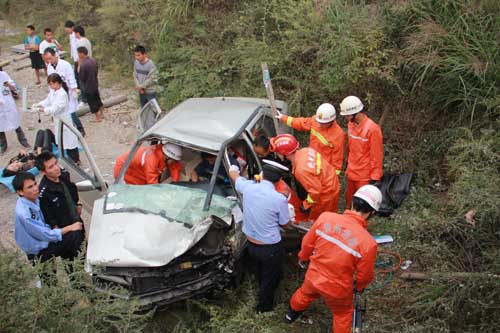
[0,71,20,132]
[69,32,78,62]
[47,59,78,114]
[37,88,79,150]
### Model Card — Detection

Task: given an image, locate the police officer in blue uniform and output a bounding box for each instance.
[13,172,83,263]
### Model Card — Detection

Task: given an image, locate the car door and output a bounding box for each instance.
[56,116,107,212]
[248,111,290,141]
[261,105,290,136]
[136,98,162,136]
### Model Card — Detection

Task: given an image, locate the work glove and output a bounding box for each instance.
[229,164,240,174]
[299,203,311,215]
[274,109,283,120]
[31,103,42,112]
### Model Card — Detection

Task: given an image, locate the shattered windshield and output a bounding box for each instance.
[103,184,236,226]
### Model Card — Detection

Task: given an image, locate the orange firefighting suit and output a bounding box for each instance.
[113,145,182,185]
[292,148,340,219]
[281,115,346,171]
[290,210,377,333]
[274,179,308,223]
[345,116,383,208]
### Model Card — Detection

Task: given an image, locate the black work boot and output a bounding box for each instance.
[284,306,304,323]
[0,132,7,155]
[15,127,31,148]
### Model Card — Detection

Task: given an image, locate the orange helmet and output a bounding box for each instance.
[270,134,299,156]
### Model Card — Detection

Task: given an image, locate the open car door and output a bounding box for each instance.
[56,117,107,213]
[136,98,162,136]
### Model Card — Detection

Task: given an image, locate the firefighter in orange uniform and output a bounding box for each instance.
[285,185,382,333]
[340,96,383,209]
[276,103,346,172]
[271,134,340,220]
[113,143,183,185]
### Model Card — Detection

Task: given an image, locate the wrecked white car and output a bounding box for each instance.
[55,97,292,306]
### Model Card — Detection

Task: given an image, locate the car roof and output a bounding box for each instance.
[140,97,285,152]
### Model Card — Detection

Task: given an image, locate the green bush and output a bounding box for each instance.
[155,0,396,113]
[1,0,100,39]
[394,0,500,124]
[0,249,149,332]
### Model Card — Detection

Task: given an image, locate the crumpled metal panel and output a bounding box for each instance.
[87,198,217,267]
[140,98,261,151]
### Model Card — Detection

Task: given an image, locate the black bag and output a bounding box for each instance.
[377,173,414,217]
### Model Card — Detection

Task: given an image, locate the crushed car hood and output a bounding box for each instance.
[87,184,236,268]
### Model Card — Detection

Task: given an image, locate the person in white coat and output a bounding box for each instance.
[43,48,85,136]
[33,73,80,163]
[0,69,30,155]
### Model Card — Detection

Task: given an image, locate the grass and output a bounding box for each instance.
[0,250,150,332]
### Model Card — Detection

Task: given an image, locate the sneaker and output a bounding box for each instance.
[21,142,31,149]
[284,307,304,324]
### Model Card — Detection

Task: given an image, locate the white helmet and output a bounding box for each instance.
[162,143,182,161]
[353,185,383,211]
[315,103,336,123]
[340,96,364,116]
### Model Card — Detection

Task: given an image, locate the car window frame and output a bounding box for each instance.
[56,116,108,212]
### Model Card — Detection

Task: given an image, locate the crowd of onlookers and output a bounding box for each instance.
[2,19,160,282]
[1,20,159,158]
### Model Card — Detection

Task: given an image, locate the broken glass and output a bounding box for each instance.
[104,184,236,226]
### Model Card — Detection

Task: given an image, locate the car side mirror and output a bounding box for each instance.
[76,179,96,192]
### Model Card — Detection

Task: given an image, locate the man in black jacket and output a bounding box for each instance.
[35,152,84,236]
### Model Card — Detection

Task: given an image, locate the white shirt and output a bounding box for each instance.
[69,32,78,62]
[75,37,92,58]
[0,71,19,132]
[37,88,79,150]
[47,59,78,114]
[39,88,69,118]
[39,40,59,57]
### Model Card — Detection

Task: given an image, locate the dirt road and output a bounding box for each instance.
[0,40,140,250]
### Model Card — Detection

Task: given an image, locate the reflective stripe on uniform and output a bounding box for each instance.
[316,229,362,258]
[311,128,333,147]
[315,153,321,175]
[306,194,315,204]
[349,134,368,142]
[140,149,153,166]
[286,116,294,127]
